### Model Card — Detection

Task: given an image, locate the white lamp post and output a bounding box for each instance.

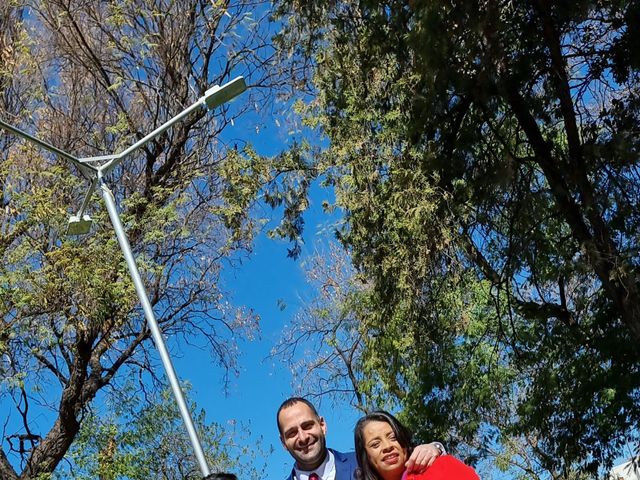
[0,76,247,479]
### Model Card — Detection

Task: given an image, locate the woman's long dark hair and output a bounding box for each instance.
[354,411,414,480]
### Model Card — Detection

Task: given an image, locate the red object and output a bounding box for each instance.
[405,455,480,480]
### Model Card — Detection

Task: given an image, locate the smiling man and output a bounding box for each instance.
[276,398,445,480]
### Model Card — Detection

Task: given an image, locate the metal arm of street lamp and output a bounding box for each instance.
[0,117,96,179]
[98,76,246,177]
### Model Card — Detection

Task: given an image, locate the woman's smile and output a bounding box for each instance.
[363,421,408,480]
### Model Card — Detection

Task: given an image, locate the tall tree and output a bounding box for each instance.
[236,0,640,476]
[272,243,368,410]
[0,1,271,478]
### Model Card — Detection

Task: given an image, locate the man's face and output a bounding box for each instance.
[278,402,328,470]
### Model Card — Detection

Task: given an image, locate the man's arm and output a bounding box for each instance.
[404,442,446,472]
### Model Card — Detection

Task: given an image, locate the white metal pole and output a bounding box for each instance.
[99,178,212,478]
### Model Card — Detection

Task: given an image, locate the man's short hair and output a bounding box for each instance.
[276,397,320,434]
[204,474,237,480]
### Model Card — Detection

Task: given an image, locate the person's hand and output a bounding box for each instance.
[404,442,445,472]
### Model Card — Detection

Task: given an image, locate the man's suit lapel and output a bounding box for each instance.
[286,468,296,480]
[330,449,356,480]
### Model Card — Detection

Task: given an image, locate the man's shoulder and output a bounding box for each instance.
[328,448,356,463]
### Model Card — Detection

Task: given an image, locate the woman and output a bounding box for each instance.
[354,411,479,480]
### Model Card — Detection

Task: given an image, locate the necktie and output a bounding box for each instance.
[309,473,320,480]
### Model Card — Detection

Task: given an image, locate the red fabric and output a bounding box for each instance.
[405,455,480,480]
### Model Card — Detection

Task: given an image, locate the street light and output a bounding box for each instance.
[0,76,247,479]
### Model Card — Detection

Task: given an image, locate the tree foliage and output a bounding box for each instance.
[0,1,271,478]
[59,386,268,480]
[258,0,640,476]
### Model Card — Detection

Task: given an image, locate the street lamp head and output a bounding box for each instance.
[204,76,247,110]
[67,214,93,235]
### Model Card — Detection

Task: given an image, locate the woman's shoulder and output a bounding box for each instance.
[406,455,480,480]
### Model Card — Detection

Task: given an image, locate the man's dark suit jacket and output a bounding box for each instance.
[285,449,358,480]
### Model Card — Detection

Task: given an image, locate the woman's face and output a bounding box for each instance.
[362,420,408,480]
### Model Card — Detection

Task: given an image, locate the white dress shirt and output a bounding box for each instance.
[294,450,337,480]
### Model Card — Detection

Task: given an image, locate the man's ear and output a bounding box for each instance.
[319,416,327,434]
